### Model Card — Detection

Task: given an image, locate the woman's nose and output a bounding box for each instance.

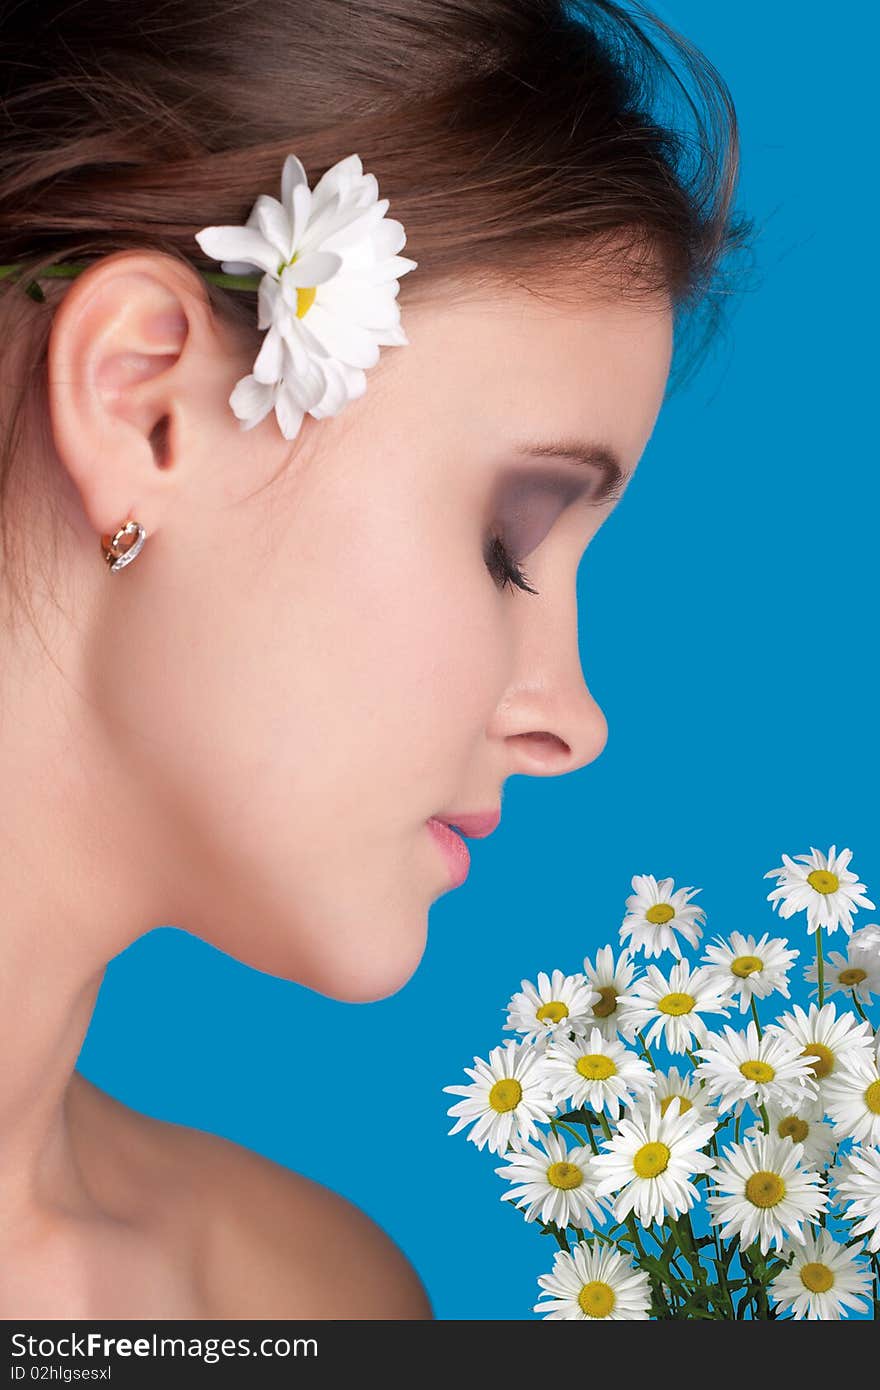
[489,579,609,777]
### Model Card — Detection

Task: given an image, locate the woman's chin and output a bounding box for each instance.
[307,922,430,1003]
[198,910,430,1002]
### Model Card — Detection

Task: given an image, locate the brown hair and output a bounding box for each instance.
[0,0,751,616]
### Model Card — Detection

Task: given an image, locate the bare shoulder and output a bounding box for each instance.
[187,1133,434,1320]
[70,1074,431,1320]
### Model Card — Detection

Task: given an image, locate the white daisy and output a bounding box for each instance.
[694,1021,817,1117]
[195,152,417,440]
[706,1133,828,1255]
[769,1228,872,1320]
[619,873,705,959]
[503,969,599,1048]
[618,960,730,1055]
[746,1097,837,1171]
[442,1039,556,1155]
[848,923,880,955]
[538,1027,655,1121]
[804,944,880,1006]
[764,845,875,937]
[533,1240,651,1320]
[591,1096,716,1226]
[834,1144,880,1254]
[766,1002,874,1092]
[700,931,798,1013]
[648,1066,718,1125]
[494,1128,607,1230]
[822,1049,880,1146]
[580,946,640,1041]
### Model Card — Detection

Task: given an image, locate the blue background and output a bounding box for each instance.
[78,3,879,1319]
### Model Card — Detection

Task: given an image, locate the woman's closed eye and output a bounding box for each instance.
[483,470,593,598]
[484,531,539,596]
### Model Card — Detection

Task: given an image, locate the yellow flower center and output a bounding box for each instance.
[807,869,839,894]
[578,1281,616,1318]
[800,1262,834,1294]
[658,992,695,1016]
[838,967,867,987]
[660,1093,693,1116]
[646,903,676,925]
[865,1080,880,1115]
[278,253,318,318]
[547,1161,583,1191]
[731,955,763,978]
[745,1171,786,1208]
[536,1000,569,1025]
[593,986,619,1019]
[488,1078,522,1113]
[295,285,317,317]
[801,1044,834,1079]
[777,1115,810,1143]
[739,1060,776,1084]
[576,1054,617,1081]
[633,1142,671,1178]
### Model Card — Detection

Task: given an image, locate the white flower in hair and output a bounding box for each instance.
[195,152,417,440]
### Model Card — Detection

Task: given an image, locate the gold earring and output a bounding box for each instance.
[101,519,147,572]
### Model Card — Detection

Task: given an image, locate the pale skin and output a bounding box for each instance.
[0,248,672,1317]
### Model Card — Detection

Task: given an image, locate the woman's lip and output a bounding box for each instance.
[426,818,471,888]
[433,809,501,839]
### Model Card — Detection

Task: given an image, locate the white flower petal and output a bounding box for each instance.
[308,152,364,215]
[319,197,390,254]
[274,385,306,442]
[282,250,343,288]
[251,322,284,384]
[248,194,294,262]
[301,302,381,369]
[281,153,309,210]
[195,225,281,276]
[228,373,276,428]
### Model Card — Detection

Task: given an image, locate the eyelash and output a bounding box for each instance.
[485,532,539,596]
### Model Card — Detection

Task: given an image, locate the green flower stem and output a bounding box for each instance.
[819,1171,829,1227]
[685,1047,700,1070]
[750,996,762,1039]
[704,1136,727,1284]
[815,926,825,1007]
[644,1226,689,1280]
[590,1229,618,1248]
[0,261,263,292]
[553,1118,591,1151]
[712,1240,735,1318]
[0,262,88,279]
[598,1113,613,1142]
[850,988,869,1023]
[623,1213,648,1261]
[758,1102,770,1135]
[669,1215,701,1284]
[636,1030,657,1070]
[582,1115,600,1156]
[200,270,263,290]
[734,1111,742,1144]
[542,1221,569,1252]
[698,1149,733,1312]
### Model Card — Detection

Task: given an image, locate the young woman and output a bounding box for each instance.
[0,0,749,1317]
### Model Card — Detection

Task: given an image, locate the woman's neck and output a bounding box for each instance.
[0,624,141,1243]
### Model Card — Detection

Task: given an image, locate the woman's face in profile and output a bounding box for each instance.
[82,272,672,1001]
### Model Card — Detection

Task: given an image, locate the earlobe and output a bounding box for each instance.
[46,250,204,544]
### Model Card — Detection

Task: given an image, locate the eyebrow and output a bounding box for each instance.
[512,439,631,504]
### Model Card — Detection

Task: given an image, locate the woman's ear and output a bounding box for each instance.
[46,249,227,547]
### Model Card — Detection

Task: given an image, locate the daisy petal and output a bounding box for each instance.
[194,225,281,276]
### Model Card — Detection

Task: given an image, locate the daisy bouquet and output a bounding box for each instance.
[443,845,880,1320]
